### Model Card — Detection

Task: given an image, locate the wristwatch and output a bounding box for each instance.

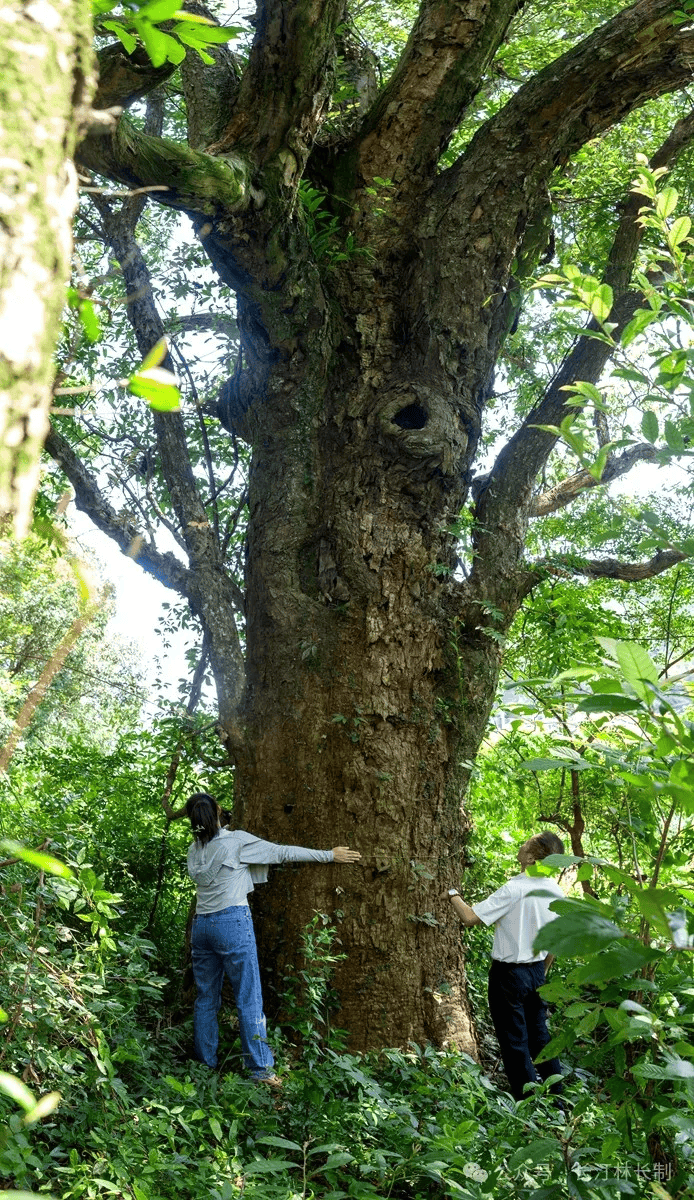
[448,888,459,896]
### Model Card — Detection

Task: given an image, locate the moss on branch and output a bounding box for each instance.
[79,117,253,218]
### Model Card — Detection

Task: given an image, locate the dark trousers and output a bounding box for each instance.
[487,959,563,1101]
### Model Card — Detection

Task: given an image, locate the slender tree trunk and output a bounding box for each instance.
[0,0,94,536]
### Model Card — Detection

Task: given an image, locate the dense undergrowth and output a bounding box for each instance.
[2,633,694,1199]
[1,823,692,1200]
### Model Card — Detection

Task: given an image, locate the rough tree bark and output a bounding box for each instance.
[0,0,97,537]
[45,0,694,1050]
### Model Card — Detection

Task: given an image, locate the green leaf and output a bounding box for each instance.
[320,1153,356,1171]
[641,410,659,443]
[78,299,101,344]
[139,340,168,372]
[664,419,686,451]
[657,354,686,392]
[571,941,659,985]
[613,366,649,384]
[165,10,216,22]
[576,694,642,713]
[669,215,691,246]
[0,1072,36,1111]
[256,1136,302,1152]
[655,186,678,219]
[565,380,604,404]
[129,368,181,411]
[520,757,589,771]
[542,853,607,869]
[587,443,611,481]
[632,1057,694,1081]
[243,1158,297,1176]
[534,900,625,956]
[634,887,682,937]
[575,1006,602,1036]
[209,1116,223,1140]
[612,641,658,700]
[136,0,182,21]
[161,33,186,63]
[0,840,74,878]
[172,22,244,44]
[508,1139,562,1170]
[102,19,137,53]
[552,666,603,683]
[589,284,613,322]
[0,1193,55,1200]
[620,308,656,348]
[135,20,169,67]
[135,24,186,65]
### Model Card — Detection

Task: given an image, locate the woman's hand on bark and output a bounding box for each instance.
[332,846,361,863]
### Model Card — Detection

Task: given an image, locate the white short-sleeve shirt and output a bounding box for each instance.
[472,872,564,963]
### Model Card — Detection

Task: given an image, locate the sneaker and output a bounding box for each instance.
[257,1074,283,1089]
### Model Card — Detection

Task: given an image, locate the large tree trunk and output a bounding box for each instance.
[235,354,495,1049]
[228,192,513,1046]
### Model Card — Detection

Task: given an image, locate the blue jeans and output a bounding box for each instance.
[191,904,275,1078]
[488,959,563,1101]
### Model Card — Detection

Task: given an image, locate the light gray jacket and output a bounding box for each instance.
[187,828,333,913]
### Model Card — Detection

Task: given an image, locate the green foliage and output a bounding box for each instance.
[0,714,235,965]
[474,639,694,1187]
[93,0,246,68]
[12,2,694,1194]
[0,534,145,752]
[129,339,181,412]
[280,912,348,1067]
[1,786,693,1198]
[532,162,694,484]
[298,183,370,264]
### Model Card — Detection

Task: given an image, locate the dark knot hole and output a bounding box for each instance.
[391,403,428,430]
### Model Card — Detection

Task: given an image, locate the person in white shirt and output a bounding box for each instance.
[447,830,565,1100]
[186,791,361,1083]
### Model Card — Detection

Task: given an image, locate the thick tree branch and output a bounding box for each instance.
[93,43,178,111]
[77,116,253,223]
[77,113,325,361]
[469,104,694,588]
[354,0,523,192]
[44,423,191,594]
[470,287,648,547]
[179,3,243,150]
[442,0,694,201]
[523,548,688,594]
[531,443,660,516]
[215,364,266,442]
[604,106,694,295]
[211,0,347,173]
[166,313,239,338]
[427,0,694,321]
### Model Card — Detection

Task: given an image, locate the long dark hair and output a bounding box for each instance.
[186,792,219,847]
